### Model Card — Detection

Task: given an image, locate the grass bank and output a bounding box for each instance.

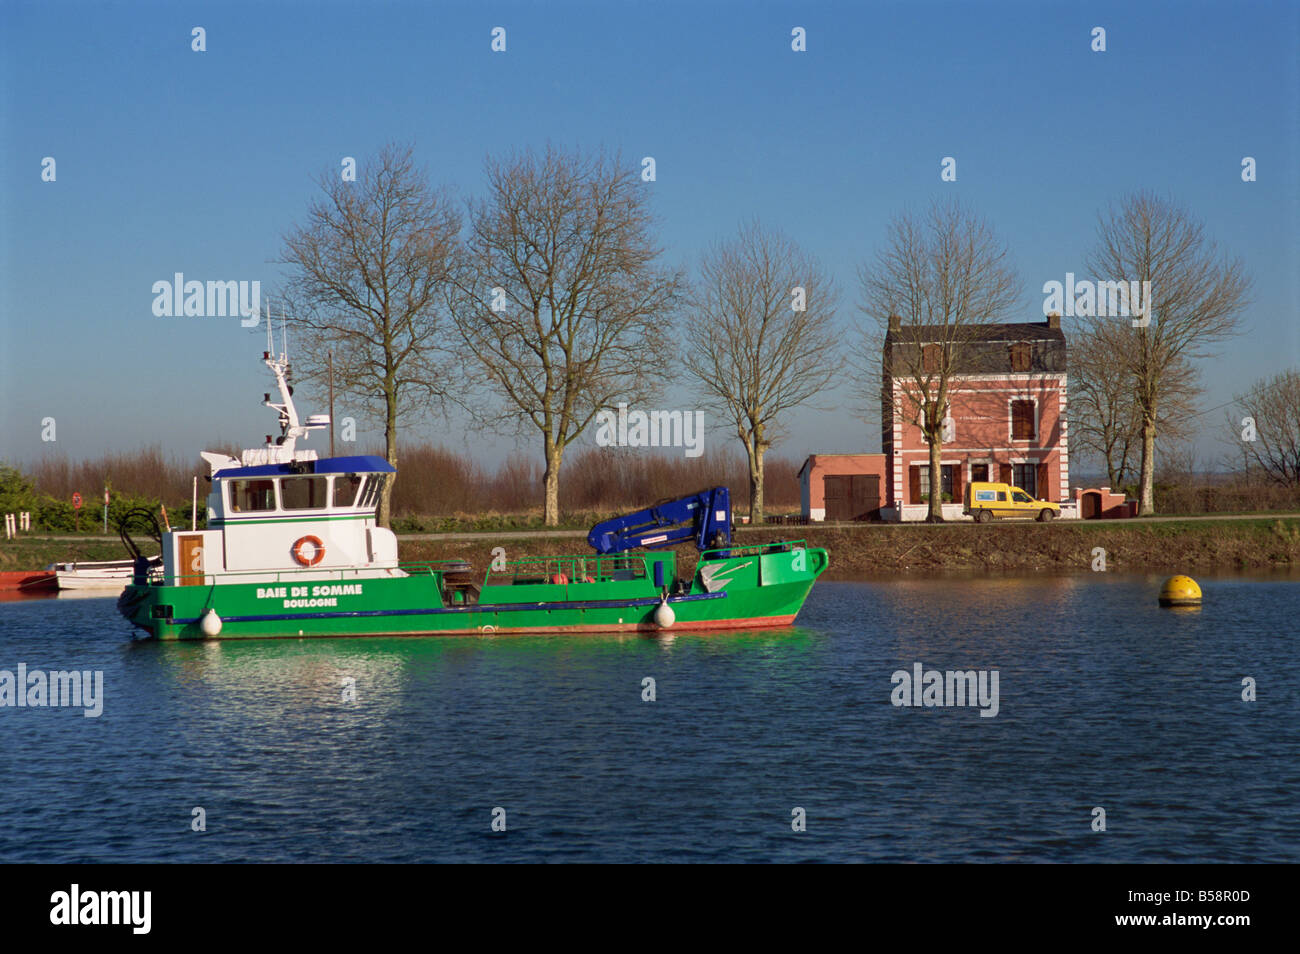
[5,517,1298,576]
[0,537,129,571]
[399,517,1300,575]
[758,518,1300,574]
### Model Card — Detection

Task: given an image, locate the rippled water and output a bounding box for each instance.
[1,572,1296,862]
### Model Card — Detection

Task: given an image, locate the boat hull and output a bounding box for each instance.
[57,558,160,591]
[0,570,57,592]
[57,574,133,591]
[118,547,829,640]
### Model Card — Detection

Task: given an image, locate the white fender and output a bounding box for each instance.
[200,609,223,637]
[654,597,675,629]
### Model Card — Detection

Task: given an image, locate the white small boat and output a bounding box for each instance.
[55,557,161,591]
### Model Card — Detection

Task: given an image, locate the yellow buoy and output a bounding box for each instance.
[1159,575,1202,607]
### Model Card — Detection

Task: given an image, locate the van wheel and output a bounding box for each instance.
[976,510,992,524]
[1038,509,1055,522]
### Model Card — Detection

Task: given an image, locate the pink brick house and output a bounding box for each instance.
[881,314,1070,521]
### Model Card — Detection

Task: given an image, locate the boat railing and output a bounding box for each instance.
[700,539,807,560]
[146,560,469,586]
[485,553,658,585]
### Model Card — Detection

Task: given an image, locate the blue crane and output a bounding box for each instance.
[587,487,733,554]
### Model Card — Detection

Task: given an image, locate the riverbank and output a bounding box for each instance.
[778,518,1300,574]
[5,516,1298,575]
[397,516,1300,575]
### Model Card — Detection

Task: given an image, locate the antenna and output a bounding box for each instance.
[281,303,287,358]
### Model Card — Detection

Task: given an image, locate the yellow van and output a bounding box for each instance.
[964,481,1060,523]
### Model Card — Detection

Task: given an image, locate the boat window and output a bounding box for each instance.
[229,479,277,512]
[333,474,363,508]
[281,476,328,510]
[359,474,386,510]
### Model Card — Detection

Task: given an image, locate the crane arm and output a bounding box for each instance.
[587,487,732,554]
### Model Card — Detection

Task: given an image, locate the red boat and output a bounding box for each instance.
[0,570,58,597]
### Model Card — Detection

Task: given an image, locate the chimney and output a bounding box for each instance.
[888,314,901,332]
[1047,312,1060,330]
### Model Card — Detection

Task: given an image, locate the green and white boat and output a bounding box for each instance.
[117,344,828,640]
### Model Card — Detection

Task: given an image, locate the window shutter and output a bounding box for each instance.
[1011,400,1034,440]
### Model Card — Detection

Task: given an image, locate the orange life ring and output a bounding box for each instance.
[292,535,325,566]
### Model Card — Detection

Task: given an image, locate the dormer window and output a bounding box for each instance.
[922,344,942,372]
[1010,342,1031,372]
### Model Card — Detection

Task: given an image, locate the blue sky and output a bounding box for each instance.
[2,0,1297,476]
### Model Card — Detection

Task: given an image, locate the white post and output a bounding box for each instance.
[19,511,30,531]
[192,476,198,531]
[4,514,14,540]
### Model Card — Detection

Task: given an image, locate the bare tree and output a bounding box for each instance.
[1067,321,1140,487]
[684,220,842,523]
[279,143,462,527]
[1229,369,1300,486]
[449,144,684,526]
[1070,319,1200,489]
[1086,191,1251,514]
[857,199,1020,522]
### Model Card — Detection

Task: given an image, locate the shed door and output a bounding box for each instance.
[851,475,880,520]
[824,476,849,521]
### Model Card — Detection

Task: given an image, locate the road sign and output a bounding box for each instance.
[72,493,82,510]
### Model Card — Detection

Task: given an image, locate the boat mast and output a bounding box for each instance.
[263,305,304,455]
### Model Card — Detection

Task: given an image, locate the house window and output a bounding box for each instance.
[922,343,942,372]
[1011,400,1036,440]
[1009,342,1031,372]
[918,465,955,501]
[1012,463,1037,498]
[971,463,989,482]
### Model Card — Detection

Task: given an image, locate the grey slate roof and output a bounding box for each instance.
[883,320,1068,374]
